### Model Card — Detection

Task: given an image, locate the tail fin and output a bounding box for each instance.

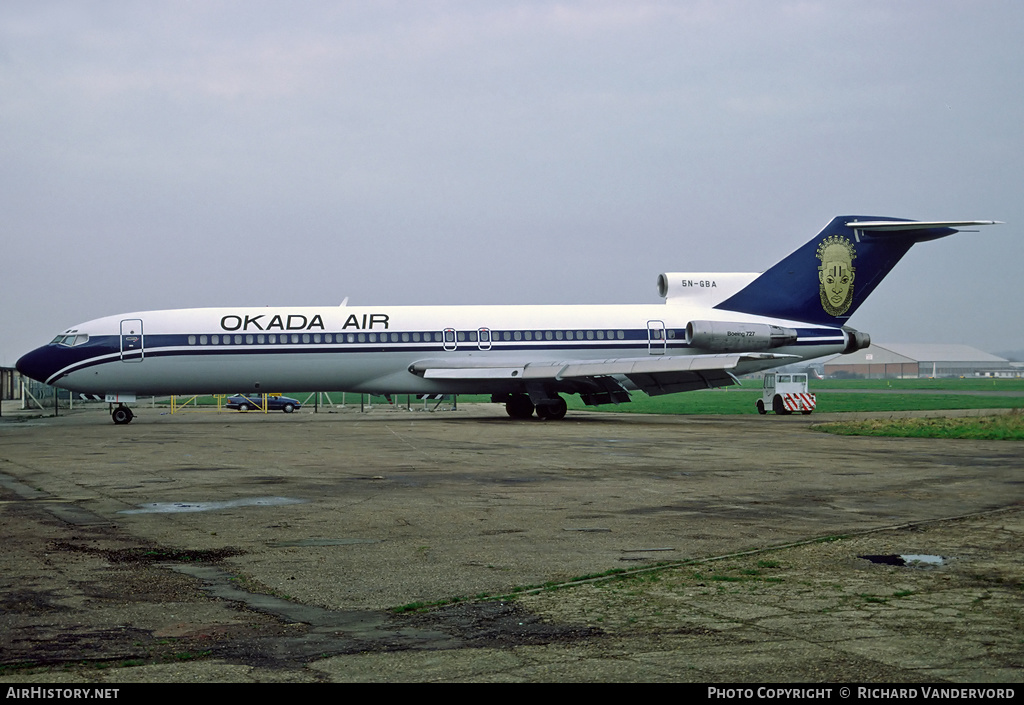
[714,216,1000,325]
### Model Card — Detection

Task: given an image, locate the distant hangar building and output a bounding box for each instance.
[824,343,1017,379]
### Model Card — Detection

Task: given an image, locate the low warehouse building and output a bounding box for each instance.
[824,343,1012,379]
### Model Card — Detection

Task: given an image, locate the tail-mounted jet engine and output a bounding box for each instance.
[657,272,759,304]
[842,327,871,354]
[685,320,798,353]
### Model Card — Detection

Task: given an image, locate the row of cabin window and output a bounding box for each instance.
[457,330,629,342]
[189,332,423,345]
[186,330,634,346]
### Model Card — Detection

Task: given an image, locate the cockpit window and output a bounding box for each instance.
[53,332,89,347]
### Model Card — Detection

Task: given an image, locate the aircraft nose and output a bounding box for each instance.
[16,346,59,384]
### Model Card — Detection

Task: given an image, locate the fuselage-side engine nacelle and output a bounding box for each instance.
[685,320,798,353]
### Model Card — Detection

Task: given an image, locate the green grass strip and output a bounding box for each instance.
[812,411,1024,440]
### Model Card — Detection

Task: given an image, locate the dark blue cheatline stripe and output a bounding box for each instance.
[44,337,654,380]
[99,326,845,351]
[43,325,847,381]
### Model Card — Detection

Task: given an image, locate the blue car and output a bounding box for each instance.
[225,394,301,413]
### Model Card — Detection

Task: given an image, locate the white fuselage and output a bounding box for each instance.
[33,302,847,397]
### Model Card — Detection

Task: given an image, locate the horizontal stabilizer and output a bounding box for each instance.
[846,220,1001,232]
[716,216,1001,325]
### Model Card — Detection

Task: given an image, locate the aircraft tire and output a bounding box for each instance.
[536,397,568,421]
[111,406,133,425]
[772,395,791,415]
[506,394,535,420]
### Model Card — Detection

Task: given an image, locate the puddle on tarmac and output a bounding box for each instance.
[859,554,946,567]
[119,496,308,514]
[901,554,945,565]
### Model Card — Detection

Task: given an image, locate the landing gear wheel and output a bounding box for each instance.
[535,396,568,421]
[111,405,134,425]
[505,394,535,419]
[772,395,792,415]
[756,399,767,415]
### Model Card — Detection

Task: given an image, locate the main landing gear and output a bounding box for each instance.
[501,393,568,421]
[110,403,134,425]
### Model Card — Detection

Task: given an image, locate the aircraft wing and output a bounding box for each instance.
[410,352,797,404]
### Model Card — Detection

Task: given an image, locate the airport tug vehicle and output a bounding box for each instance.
[758,372,816,415]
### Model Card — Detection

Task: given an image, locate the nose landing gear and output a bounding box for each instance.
[110,404,134,425]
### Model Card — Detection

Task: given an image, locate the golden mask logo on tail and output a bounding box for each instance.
[816,235,856,316]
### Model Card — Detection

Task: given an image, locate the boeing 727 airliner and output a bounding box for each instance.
[16,216,1000,423]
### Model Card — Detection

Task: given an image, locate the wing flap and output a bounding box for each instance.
[557,353,747,379]
[412,352,797,400]
[626,369,740,395]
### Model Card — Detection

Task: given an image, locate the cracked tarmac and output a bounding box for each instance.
[0,404,1021,682]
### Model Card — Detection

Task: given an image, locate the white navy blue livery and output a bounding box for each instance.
[16,216,1001,424]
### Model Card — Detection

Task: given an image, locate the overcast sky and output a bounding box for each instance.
[3,1,1022,366]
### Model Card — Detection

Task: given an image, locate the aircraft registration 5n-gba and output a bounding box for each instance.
[17,216,1000,424]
